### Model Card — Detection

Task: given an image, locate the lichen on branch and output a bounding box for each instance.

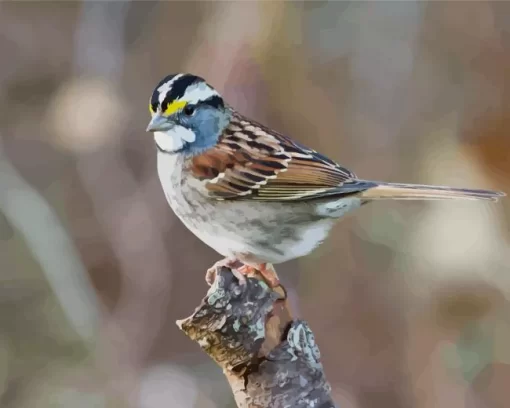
[177,267,336,408]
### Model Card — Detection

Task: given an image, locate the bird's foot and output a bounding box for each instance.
[238,263,280,288]
[229,268,248,286]
[206,259,280,289]
[205,258,244,286]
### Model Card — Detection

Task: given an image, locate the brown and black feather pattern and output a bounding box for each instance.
[189,111,505,202]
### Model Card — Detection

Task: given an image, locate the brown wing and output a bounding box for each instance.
[188,113,375,200]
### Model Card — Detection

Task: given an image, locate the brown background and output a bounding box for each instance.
[0,1,509,407]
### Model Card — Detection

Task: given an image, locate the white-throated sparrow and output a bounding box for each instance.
[146,73,505,287]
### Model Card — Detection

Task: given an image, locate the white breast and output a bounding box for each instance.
[157,152,251,258]
[156,150,181,200]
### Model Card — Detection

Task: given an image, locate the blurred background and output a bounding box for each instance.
[1,1,510,407]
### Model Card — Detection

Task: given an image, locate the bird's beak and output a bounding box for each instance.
[146,113,173,132]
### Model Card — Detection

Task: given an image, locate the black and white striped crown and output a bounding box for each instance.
[150,73,224,116]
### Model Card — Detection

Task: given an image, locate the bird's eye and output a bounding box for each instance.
[183,105,195,116]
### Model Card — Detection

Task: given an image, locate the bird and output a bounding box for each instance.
[146,73,505,287]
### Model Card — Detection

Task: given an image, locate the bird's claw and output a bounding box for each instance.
[205,267,218,286]
[205,258,243,286]
[230,268,248,286]
[206,260,280,289]
[238,263,280,288]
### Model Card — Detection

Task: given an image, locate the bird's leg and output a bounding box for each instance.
[229,268,248,286]
[206,259,280,288]
[258,263,281,288]
[205,257,243,286]
[237,263,280,288]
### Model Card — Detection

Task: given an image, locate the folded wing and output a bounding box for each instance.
[189,114,374,200]
[189,113,504,202]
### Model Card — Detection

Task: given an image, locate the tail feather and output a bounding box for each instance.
[358,181,505,202]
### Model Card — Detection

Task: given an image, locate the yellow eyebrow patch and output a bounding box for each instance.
[164,100,187,116]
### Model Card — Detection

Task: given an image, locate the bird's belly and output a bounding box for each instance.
[157,152,339,264]
[166,188,334,263]
[261,219,334,263]
[189,226,260,260]
[186,216,335,265]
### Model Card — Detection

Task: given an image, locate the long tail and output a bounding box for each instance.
[358,181,505,202]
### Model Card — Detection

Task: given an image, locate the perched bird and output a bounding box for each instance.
[146,73,505,287]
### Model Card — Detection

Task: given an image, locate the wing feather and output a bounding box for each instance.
[188,112,371,200]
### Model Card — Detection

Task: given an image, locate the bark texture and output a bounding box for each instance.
[177,267,336,408]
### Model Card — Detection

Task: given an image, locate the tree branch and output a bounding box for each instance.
[177,267,336,408]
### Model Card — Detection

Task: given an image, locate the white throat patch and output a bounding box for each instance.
[154,125,196,153]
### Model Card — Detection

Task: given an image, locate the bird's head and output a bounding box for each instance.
[146,73,231,155]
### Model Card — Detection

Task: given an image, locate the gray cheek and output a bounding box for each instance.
[209,116,221,134]
[197,113,219,132]
[195,116,221,143]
